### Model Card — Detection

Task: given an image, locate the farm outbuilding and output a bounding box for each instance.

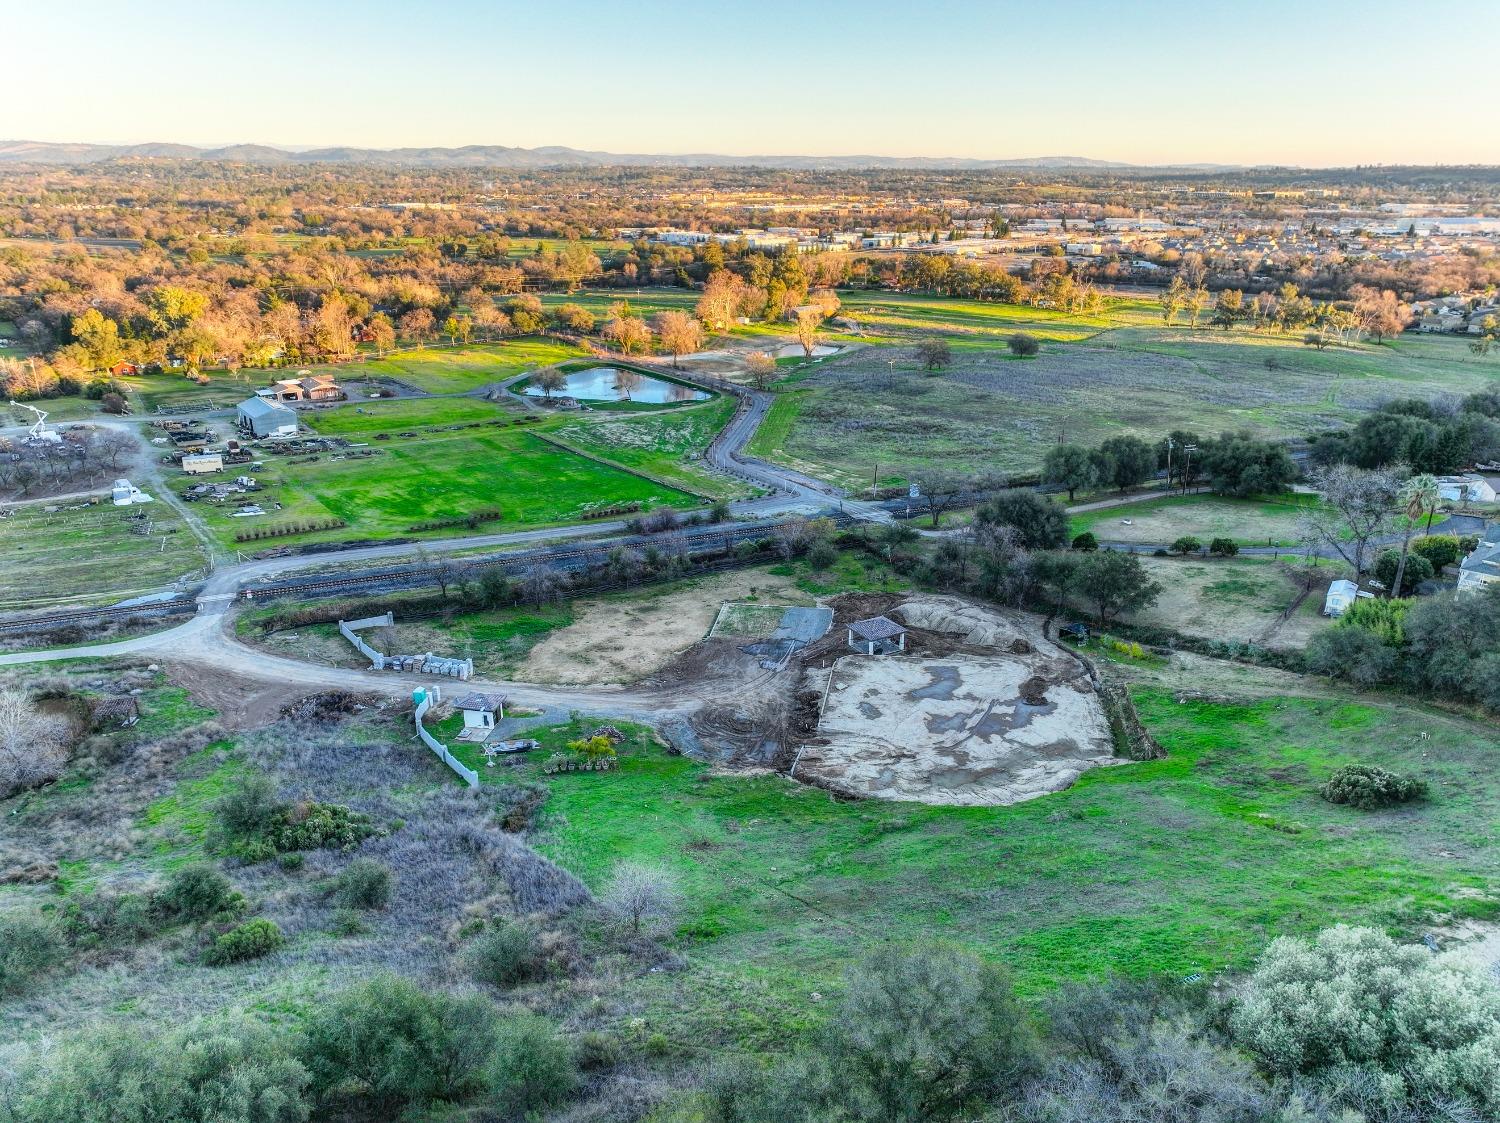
[847,615,907,655]
[236,396,297,438]
[455,691,505,731]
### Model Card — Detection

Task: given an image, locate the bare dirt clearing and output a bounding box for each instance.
[519,569,813,686]
[796,596,1115,806]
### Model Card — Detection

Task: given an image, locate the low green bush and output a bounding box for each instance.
[465,920,545,987]
[1209,537,1239,557]
[156,864,242,923]
[204,919,285,966]
[1170,535,1202,555]
[332,858,393,910]
[0,913,67,995]
[1320,764,1427,810]
[1071,531,1098,551]
[489,1015,577,1116]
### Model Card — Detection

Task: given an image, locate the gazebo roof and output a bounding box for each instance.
[848,615,907,641]
[454,692,505,713]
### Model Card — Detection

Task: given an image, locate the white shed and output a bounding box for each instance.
[1436,475,1497,504]
[454,691,505,731]
[1323,579,1359,617]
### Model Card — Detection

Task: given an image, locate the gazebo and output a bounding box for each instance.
[847,615,907,655]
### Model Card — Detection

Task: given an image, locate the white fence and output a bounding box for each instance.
[414,687,479,789]
[338,612,473,679]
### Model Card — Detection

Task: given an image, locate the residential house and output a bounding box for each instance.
[266,372,342,402]
[1458,525,1500,593]
[236,396,298,438]
[1436,475,1498,504]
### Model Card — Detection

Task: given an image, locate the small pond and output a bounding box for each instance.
[522,366,709,404]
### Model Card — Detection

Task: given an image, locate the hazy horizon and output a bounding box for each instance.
[9,0,1500,166]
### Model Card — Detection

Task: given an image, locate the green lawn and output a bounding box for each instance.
[0,500,208,608]
[303,396,517,436]
[323,338,587,394]
[481,689,1498,1049]
[178,425,703,550]
[839,290,1158,343]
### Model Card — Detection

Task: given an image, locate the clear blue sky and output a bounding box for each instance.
[9,0,1499,165]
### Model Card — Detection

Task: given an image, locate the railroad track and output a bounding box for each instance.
[0,598,198,635]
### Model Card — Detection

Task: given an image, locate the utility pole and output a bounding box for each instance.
[1181,444,1197,493]
[1164,436,1175,492]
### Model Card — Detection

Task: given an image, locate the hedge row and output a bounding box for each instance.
[408,508,502,533]
[235,518,347,543]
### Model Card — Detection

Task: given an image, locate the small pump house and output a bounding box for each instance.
[455,692,505,731]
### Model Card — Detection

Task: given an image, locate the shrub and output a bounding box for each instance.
[0,913,67,995]
[1320,763,1427,810]
[264,802,378,856]
[1373,548,1434,597]
[1007,332,1040,357]
[806,539,838,570]
[61,891,156,948]
[465,920,545,987]
[204,919,285,966]
[1231,925,1500,1114]
[1071,531,1098,551]
[1336,596,1410,647]
[1304,625,1398,687]
[1170,535,1202,555]
[329,908,369,937]
[300,976,501,1113]
[488,1015,576,1117]
[1208,537,1239,557]
[1412,533,1461,571]
[977,489,1069,550]
[7,1018,310,1123]
[574,1030,621,1072]
[212,773,282,842]
[332,858,392,910]
[156,864,241,923]
[813,944,1038,1121]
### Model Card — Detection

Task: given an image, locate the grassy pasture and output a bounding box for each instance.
[1071,492,1328,548]
[547,394,744,498]
[324,338,586,394]
[454,685,1500,1048]
[760,294,1499,484]
[303,396,517,435]
[0,501,207,607]
[177,424,701,550]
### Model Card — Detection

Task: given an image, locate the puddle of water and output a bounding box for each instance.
[909,666,962,701]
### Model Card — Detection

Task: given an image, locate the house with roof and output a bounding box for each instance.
[847,615,908,655]
[1458,524,1500,593]
[236,396,298,439]
[1436,475,1497,504]
[263,371,343,403]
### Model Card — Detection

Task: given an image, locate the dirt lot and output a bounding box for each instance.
[795,595,1115,806]
[1073,495,1318,547]
[519,569,813,686]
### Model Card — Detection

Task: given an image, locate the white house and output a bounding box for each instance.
[1323,579,1359,617]
[455,691,505,732]
[1436,475,1497,504]
[1458,525,1500,593]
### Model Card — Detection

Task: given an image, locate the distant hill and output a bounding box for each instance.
[0,139,1241,171]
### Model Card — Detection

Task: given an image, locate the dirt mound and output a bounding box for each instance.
[1019,676,1050,705]
[892,596,1033,649]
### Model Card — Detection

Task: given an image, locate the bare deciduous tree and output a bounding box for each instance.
[744,351,777,390]
[1299,463,1405,576]
[600,861,681,936]
[0,688,69,797]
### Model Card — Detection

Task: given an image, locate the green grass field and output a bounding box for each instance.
[177,424,702,550]
[1070,492,1329,547]
[547,394,745,498]
[444,684,1498,1048]
[756,295,1500,484]
[0,500,207,607]
[303,396,518,435]
[324,338,587,394]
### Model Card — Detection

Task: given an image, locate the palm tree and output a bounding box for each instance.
[1390,474,1440,599]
